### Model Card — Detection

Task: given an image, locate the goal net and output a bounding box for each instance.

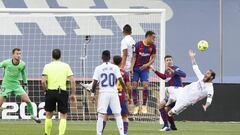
[0,8,166,127]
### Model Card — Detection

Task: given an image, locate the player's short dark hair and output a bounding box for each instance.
[123,24,132,34]
[113,55,122,66]
[102,50,111,62]
[209,69,216,80]
[52,49,61,60]
[12,48,21,54]
[145,31,155,38]
[164,55,173,60]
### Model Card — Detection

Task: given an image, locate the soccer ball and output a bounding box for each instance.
[197,40,208,51]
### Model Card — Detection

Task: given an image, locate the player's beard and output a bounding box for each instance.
[13,57,20,63]
[203,76,211,82]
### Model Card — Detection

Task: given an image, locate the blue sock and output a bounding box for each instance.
[142,90,149,106]
[132,89,139,106]
[102,121,107,133]
[123,122,128,135]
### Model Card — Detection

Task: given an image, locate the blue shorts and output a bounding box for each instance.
[107,92,128,115]
[132,67,149,82]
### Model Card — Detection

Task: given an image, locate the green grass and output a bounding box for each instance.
[0,120,240,135]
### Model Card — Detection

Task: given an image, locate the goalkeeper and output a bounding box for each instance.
[0,48,41,123]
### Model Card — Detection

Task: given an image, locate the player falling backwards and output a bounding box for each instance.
[91,50,127,135]
[150,55,186,131]
[167,49,215,116]
[0,48,41,123]
[130,31,156,114]
[102,56,130,135]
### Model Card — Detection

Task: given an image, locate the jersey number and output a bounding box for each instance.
[101,73,116,87]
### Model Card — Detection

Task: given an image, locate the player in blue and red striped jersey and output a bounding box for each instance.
[150,55,186,131]
[103,56,131,135]
[130,31,156,114]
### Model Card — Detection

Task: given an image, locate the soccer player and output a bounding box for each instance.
[150,55,186,131]
[168,49,215,116]
[121,24,136,101]
[42,49,76,135]
[121,24,135,71]
[103,56,130,135]
[0,48,41,123]
[130,31,156,114]
[90,50,127,135]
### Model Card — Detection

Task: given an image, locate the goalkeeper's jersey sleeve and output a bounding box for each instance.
[1,59,27,88]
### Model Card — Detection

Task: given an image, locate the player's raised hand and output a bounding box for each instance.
[167,67,175,74]
[189,49,197,65]
[189,49,196,58]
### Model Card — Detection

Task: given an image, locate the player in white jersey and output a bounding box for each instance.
[121,24,136,102]
[91,50,127,135]
[121,24,136,71]
[168,49,216,116]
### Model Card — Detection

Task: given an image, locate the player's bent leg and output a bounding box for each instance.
[165,106,177,131]
[45,111,53,135]
[20,93,41,123]
[168,100,189,117]
[141,81,149,114]
[159,100,170,131]
[59,113,67,135]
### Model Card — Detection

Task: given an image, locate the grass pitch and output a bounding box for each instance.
[0,120,239,135]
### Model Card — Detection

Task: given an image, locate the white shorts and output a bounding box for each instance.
[171,99,192,115]
[167,86,184,101]
[97,92,121,114]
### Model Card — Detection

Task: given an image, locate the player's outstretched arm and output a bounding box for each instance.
[189,49,197,65]
[150,66,167,79]
[140,54,156,70]
[189,49,204,79]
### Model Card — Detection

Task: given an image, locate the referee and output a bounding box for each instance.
[41,49,76,135]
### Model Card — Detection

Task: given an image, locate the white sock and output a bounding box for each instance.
[115,115,124,135]
[97,114,104,135]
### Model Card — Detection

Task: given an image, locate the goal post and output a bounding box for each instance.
[0,8,166,126]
